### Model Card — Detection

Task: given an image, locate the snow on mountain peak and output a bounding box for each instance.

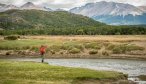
[0,4,18,12]
[138,6,146,13]
[70,1,144,17]
[0,2,53,12]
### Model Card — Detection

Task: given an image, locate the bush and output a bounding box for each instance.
[126,45,145,51]
[60,51,64,55]
[106,44,115,50]
[61,44,72,50]
[5,51,12,55]
[50,50,55,54]
[4,36,19,40]
[84,42,101,49]
[49,45,62,52]
[89,50,98,55]
[61,43,84,51]
[74,44,84,51]
[112,45,126,54]
[112,44,145,54]
[69,48,80,54]
[102,51,110,56]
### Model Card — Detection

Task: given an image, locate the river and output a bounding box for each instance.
[5,58,146,84]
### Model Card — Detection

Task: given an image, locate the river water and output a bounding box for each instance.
[6,58,146,84]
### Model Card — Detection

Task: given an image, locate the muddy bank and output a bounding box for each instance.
[0,52,146,60]
[138,75,146,81]
[73,79,135,84]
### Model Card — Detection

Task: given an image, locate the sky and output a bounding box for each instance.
[0,0,146,10]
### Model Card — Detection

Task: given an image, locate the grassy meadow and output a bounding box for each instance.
[0,60,128,84]
[0,35,146,59]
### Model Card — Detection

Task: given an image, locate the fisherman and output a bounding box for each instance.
[39,45,47,63]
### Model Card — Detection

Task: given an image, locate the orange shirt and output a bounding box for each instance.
[40,46,46,53]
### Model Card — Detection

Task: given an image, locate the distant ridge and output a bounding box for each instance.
[1,1,146,25]
[138,6,146,12]
[70,1,146,25]
[0,2,52,12]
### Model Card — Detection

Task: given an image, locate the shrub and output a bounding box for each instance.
[69,48,80,54]
[102,50,110,56]
[50,50,55,54]
[49,45,62,52]
[5,51,12,55]
[112,44,145,54]
[106,44,115,50]
[84,42,101,50]
[113,48,122,54]
[20,51,26,55]
[103,42,110,47]
[74,44,84,51]
[61,45,68,50]
[112,45,126,54]
[4,35,19,40]
[126,45,145,51]
[61,43,84,51]
[89,50,98,55]
[60,51,64,55]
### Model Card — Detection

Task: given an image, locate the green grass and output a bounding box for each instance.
[0,60,127,84]
[0,39,60,50]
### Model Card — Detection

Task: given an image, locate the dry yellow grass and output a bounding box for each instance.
[26,35,146,42]
[26,35,146,50]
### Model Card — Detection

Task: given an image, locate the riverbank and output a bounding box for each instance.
[0,60,130,84]
[138,75,146,81]
[0,54,146,61]
[0,35,146,59]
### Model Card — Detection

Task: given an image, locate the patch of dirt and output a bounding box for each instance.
[71,79,136,84]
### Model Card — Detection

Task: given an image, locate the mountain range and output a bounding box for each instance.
[0,2,66,12]
[70,1,146,25]
[138,6,146,12]
[0,1,146,25]
[0,2,53,12]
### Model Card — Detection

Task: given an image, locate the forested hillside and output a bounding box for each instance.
[0,9,104,29]
[0,9,146,35]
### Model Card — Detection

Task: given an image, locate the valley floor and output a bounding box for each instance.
[0,35,146,60]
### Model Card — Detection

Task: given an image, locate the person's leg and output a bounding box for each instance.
[41,53,44,63]
[41,55,43,63]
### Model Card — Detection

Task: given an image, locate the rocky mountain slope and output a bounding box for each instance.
[70,1,146,25]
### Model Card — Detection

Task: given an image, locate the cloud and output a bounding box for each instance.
[0,0,146,10]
